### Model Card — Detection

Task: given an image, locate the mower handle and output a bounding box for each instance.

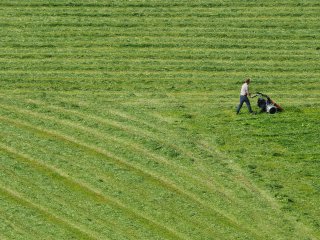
[251,92,263,98]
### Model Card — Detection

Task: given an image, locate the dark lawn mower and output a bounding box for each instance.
[251,92,283,114]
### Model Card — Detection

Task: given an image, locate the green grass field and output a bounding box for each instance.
[0,0,319,239]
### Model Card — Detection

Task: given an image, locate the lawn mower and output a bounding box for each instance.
[251,92,283,114]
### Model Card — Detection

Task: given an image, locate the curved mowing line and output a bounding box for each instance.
[0,161,137,239]
[21,98,236,201]
[1,101,258,227]
[109,109,271,185]
[2,156,223,240]
[77,107,236,182]
[140,111,296,211]
[198,141,319,240]
[101,110,295,212]
[0,97,290,218]
[8,137,224,239]
[0,142,187,240]
[2,138,234,240]
[55,103,318,239]
[0,108,257,237]
[0,213,25,238]
[0,209,45,239]
[58,104,308,237]
[8,100,312,238]
[23,138,225,240]
[199,141,280,209]
[0,184,101,240]
[0,163,145,240]
[20,97,295,217]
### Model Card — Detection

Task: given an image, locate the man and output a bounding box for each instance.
[236,78,254,114]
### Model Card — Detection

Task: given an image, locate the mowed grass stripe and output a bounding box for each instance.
[1,44,318,55]
[1,0,320,7]
[0,180,82,240]
[2,51,319,62]
[2,16,319,25]
[2,23,319,32]
[1,71,319,81]
[0,182,100,240]
[0,107,255,238]
[1,72,319,85]
[0,176,85,240]
[0,138,224,240]
[3,26,319,40]
[2,40,317,50]
[2,5,320,16]
[1,58,319,69]
[0,122,225,239]
[0,210,35,240]
[0,142,187,240]
[0,158,147,240]
[2,34,319,48]
[0,123,215,240]
[2,7,319,18]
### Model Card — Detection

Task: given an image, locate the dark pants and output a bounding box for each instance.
[236,95,253,114]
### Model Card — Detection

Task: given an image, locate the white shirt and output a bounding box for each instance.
[240,83,249,96]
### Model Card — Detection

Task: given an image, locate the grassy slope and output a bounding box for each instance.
[0,0,319,239]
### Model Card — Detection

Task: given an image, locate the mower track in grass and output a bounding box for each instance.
[0,141,224,240]
[0,96,317,239]
[0,143,188,240]
[0,184,99,240]
[0,107,256,239]
[0,104,274,238]
[0,100,251,198]
[0,98,275,205]
[3,96,279,207]
[1,99,319,239]
[0,120,231,238]
[0,153,152,240]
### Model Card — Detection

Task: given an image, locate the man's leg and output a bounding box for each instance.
[244,96,253,113]
[236,96,245,114]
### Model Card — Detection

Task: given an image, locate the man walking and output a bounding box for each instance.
[236,78,254,114]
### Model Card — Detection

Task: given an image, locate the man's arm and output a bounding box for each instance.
[246,84,251,97]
